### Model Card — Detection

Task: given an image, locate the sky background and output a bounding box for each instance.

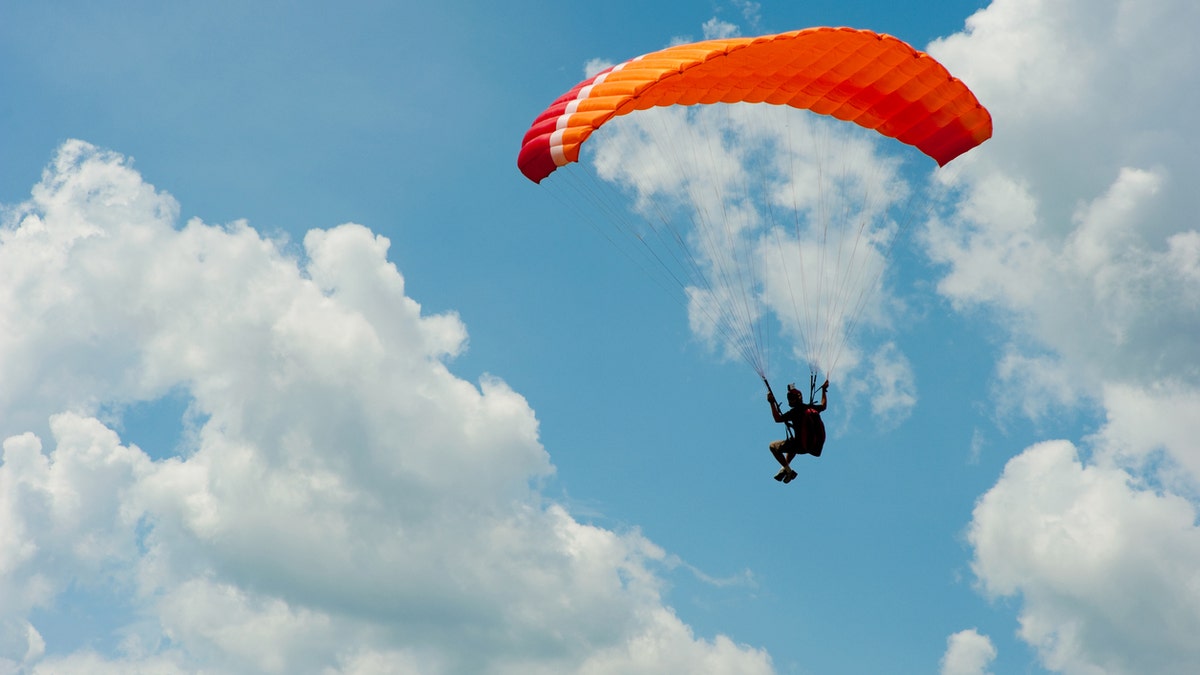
[1,1,1198,674]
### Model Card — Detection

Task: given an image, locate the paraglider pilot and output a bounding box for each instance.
[767,379,828,483]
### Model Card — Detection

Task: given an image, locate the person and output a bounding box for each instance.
[767,380,828,483]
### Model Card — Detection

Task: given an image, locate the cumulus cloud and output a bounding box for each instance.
[1095,382,1200,488]
[940,628,996,675]
[701,18,740,40]
[0,141,773,674]
[925,0,1200,398]
[863,343,917,425]
[923,1,1200,671]
[969,441,1200,674]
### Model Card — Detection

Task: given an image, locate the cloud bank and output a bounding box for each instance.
[926,0,1200,672]
[0,141,772,674]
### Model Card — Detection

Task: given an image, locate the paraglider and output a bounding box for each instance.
[518,27,991,478]
[766,379,828,484]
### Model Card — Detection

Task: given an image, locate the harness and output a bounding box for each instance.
[766,376,828,459]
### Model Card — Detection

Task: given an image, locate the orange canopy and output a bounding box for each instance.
[519,26,992,183]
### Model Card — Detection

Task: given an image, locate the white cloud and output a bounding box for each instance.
[941,628,996,675]
[864,343,917,424]
[29,651,190,675]
[1091,381,1200,494]
[0,620,44,675]
[924,0,1200,399]
[732,1,762,29]
[0,141,774,674]
[924,164,1197,397]
[969,441,1200,674]
[702,18,740,40]
[924,1,1200,672]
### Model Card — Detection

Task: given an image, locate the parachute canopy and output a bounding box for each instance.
[518,26,992,184]
[518,27,992,381]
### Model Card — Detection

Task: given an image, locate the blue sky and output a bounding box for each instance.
[2,1,1199,674]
